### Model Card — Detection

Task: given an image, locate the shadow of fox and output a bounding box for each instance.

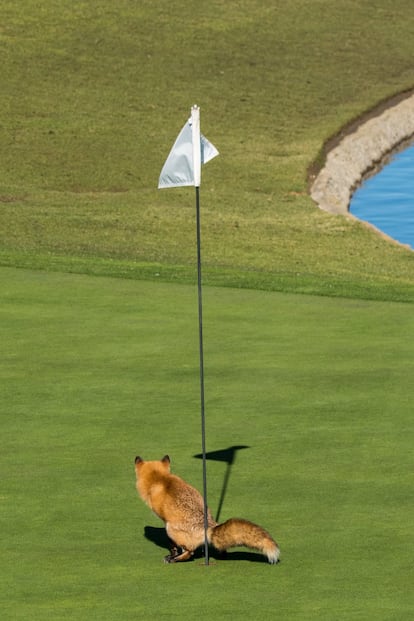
[135,455,280,564]
[143,526,271,563]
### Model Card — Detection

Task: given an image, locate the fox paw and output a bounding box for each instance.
[163,549,194,563]
[164,545,182,563]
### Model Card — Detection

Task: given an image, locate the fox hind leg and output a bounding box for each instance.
[164,524,196,562]
[164,547,194,563]
[164,533,194,563]
[164,540,180,563]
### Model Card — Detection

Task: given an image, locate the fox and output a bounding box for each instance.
[134,455,280,564]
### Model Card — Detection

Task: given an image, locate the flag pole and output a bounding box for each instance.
[158,105,218,566]
[192,106,210,566]
[195,185,209,566]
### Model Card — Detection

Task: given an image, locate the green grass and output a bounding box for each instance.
[0,0,414,299]
[1,3,414,619]
[1,266,413,619]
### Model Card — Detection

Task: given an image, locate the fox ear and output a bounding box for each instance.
[135,456,143,464]
[161,455,170,465]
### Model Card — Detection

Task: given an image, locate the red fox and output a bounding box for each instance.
[134,455,280,564]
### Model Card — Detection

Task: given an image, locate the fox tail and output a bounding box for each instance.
[209,518,280,564]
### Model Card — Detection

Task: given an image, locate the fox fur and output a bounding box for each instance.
[134,455,280,564]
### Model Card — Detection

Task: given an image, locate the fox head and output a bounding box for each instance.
[134,455,172,510]
[134,455,171,480]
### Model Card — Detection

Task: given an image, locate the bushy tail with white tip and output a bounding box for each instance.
[209,517,280,564]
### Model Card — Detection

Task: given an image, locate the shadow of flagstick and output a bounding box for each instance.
[193,445,250,522]
[215,459,233,522]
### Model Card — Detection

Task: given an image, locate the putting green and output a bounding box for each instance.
[1,267,413,619]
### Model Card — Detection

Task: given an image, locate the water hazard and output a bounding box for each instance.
[350,143,414,250]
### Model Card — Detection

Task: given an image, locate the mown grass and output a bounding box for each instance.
[0,0,414,300]
[1,267,413,619]
[1,3,414,619]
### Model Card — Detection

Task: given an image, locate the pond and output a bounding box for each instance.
[350,143,414,250]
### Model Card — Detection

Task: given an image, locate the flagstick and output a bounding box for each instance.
[158,105,218,566]
[195,185,210,566]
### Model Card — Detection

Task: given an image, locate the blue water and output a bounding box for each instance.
[350,143,414,250]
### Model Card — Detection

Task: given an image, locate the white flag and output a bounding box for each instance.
[158,106,218,189]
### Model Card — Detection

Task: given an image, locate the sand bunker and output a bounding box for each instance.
[310,91,414,216]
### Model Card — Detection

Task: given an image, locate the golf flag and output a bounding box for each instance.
[158,105,218,189]
[157,105,218,565]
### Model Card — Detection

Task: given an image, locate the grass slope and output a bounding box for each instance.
[0,1,414,300]
[1,267,413,619]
